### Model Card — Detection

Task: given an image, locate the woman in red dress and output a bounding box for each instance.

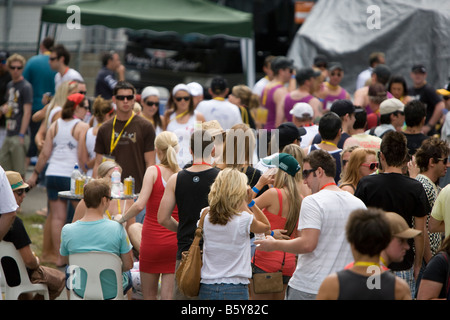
[119,131,180,299]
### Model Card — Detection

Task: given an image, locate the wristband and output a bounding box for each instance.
[248,200,255,208]
[252,186,260,194]
[271,230,274,237]
[18,133,25,138]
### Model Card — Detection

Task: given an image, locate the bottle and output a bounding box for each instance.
[70,163,82,194]
[111,167,121,197]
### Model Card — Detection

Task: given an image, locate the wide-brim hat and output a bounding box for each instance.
[6,171,29,191]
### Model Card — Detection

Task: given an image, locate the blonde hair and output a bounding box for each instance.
[221,123,256,168]
[44,80,79,127]
[340,148,376,188]
[92,95,114,123]
[208,168,248,225]
[282,143,305,184]
[6,53,26,68]
[98,161,122,178]
[232,85,260,110]
[155,131,180,173]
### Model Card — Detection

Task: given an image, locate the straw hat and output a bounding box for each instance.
[6,171,29,191]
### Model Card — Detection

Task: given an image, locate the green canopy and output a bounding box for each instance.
[40,0,253,39]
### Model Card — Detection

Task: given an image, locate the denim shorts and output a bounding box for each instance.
[198,283,249,300]
[46,175,71,200]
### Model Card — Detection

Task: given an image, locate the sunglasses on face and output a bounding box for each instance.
[115,95,134,101]
[10,66,23,70]
[145,101,160,107]
[49,56,58,61]
[437,157,448,165]
[78,91,87,95]
[175,96,190,102]
[302,168,316,180]
[104,195,113,200]
[361,162,378,170]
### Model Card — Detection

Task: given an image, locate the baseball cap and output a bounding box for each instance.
[140,86,160,101]
[437,83,450,96]
[313,55,328,68]
[379,98,404,115]
[271,56,294,73]
[6,171,29,191]
[290,102,314,118]
[330,99,355,117]
[296,67,322,83]
[210,76,228,94]
[273,153,301,177]
[172,83,191,96]
[277,122,307,147]
[328,62,344,72]
[384,211,422,239]
[0,50,9,64]
[373,64,391,80]
[187,82,204,97]
[411,64,426,74]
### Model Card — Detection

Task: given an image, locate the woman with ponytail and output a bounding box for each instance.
[118,131,181,299]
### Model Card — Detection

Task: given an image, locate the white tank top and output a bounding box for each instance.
[85,127,97,177]
[166,111,198,168]
[46,118,81,177]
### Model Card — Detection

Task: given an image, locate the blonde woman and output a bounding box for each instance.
[85,96,115,176]
[250,153,302,300]
[339,148,378,194]
[199,168,270,300]
[72,161,131,222]
[118,131,180,300]
[282,143,311,198]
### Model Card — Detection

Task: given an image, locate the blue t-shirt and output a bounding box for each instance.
[60,218,132,299]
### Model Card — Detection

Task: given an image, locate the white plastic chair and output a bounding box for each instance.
[68,251,125,300]
[0,241,49,300]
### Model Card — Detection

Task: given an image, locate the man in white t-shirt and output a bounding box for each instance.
[195,76,242,130]
[0,165,18,240]
[49,44,83,90]
[255,149,367,300]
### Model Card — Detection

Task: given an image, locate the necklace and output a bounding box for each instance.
[325,82,339,91]
[110,113,135,154]
[321,140,337,147]
[354,261,380,267]
[320,182,337,190]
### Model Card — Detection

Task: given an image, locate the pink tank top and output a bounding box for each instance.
[323,88,348,110]
[284,94,314,122]
[262,83,283,130]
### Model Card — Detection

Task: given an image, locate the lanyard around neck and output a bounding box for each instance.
[110,113,134,154]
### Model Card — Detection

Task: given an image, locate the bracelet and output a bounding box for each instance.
[18,133,25,138]
[271,230,274,237]
[252,186,260,194]
[248,200,255,208]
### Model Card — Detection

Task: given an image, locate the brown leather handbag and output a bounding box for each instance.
[251,253,285,294]
[176,209,208,297]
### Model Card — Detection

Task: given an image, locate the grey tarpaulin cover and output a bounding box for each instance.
[287,0,450,94]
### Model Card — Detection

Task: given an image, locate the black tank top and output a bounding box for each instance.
[337,269,396,300]
[175,167,219,260]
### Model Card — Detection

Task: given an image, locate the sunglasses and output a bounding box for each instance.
[49,57,58,61]
[10,66,23,70]
[78,91,87,95]
[361,162,378,170]
[115,95,134,101]
[14,189,25,196]
[104,195,113,200]
[145,101,160,107]
[437,157,449,165]
[175,96,190,102]
[302,168,316,180]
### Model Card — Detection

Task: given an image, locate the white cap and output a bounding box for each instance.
[172,83,191,96]
[187,82,204,96]
[379,98,404,115]
[290,102,314,118]
[141,86,160,101]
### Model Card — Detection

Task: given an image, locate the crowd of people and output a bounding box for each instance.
[1,39,450,302]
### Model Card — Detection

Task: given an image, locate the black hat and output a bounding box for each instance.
[277,122,307,147]
[313,55,328,68]
[271,56,294,73]
[330,99,355,117]
[411,64,426,74]
[0,51,10,63]
[296,67,322,83]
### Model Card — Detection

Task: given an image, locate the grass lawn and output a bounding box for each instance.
[18,213,48,266]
